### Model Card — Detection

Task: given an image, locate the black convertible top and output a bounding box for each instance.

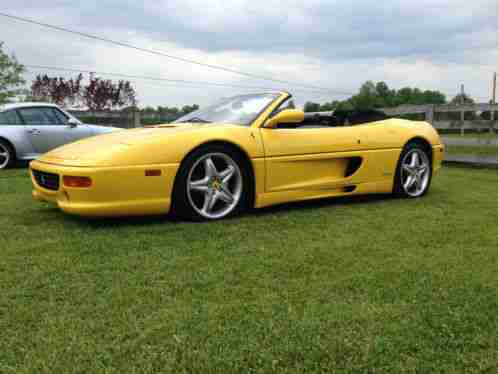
[304,109,389,127]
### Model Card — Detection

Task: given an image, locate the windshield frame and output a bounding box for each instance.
[173,93,283,127]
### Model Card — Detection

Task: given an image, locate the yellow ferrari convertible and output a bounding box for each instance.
[30,91,444,221]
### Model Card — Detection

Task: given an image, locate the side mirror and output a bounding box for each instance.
[265,109,305,128]
[67,118,79,128]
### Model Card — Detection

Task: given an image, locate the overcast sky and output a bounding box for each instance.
[1,0,497,108]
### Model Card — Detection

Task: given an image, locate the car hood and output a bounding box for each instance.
[37,123,245,167]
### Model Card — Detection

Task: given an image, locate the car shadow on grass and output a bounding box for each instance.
[13,160,30,169]
[45,193,396,229]
[253,193,394,216]
[48,208,179,228]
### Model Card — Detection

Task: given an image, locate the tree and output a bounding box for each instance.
[29,73,137,110]
[422,90,445,105]
[30,74,83,106]
[310,81,447,112]
[180,104,199,115]
[157,106,180,117]
[349,81,381,109]
[303,102,321,112]
[376,81,396,107]
[0,42,25,104]
[141,106,156,114]
[319,101,337,111]
[83,75,136,111]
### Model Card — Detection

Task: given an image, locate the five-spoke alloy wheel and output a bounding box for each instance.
[187,153,243,219]
[0,140,15,170]
[394,142,432,198]
[173,145,250,221]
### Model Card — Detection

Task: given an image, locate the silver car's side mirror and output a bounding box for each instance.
[68,118,79,128]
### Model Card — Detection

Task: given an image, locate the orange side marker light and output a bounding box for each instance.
[63,176,92,188]
[145,170,162,177]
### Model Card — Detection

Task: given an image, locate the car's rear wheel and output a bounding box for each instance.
[394,142,432,198]
[0,140,15,170]
[172,145,250,221]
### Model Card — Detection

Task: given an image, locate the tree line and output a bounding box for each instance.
[140,104,200,123]
[28,73,137,111]
[304,81,448,112]
[303,81,479,113]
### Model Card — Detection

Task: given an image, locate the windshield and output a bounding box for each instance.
[173,93,280,126]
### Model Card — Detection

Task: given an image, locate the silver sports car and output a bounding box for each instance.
[0,103,119,169]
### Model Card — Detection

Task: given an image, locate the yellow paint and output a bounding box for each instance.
[30,91,444,217]
[433,145,445,174]
[31,161,178,216]
[265,109,305,128]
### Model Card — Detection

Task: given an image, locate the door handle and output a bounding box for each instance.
[28,129,41,135]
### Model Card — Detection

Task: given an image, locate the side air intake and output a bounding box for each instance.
[344,157,363,178]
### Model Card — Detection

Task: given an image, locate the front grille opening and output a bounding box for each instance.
[32,169,60,191]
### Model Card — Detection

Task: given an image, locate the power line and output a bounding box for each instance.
[0,12,345,94]
[26,66,282,92]
[24,64,353,95]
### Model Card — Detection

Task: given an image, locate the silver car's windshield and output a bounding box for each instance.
[173,93,280,126]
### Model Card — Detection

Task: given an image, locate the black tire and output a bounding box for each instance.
[0,139,16,170]
[393,142,432,198]
[172,144,252,221]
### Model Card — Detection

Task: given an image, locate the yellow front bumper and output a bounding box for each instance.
[433,144,445,173]
[30,160,180,217]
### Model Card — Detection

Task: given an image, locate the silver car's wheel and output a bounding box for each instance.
[400,148,431,197]
[0,141,13,170]
[186,153,243,220]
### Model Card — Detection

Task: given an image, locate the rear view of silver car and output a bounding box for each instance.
[0,103,119,169]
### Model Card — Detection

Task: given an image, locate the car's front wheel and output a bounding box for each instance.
[172,145,250,221]
[0,140,15,170]
[393,142,432,198]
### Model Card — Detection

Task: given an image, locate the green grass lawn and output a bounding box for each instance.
[446,145,498,157]
[1,167,498,373]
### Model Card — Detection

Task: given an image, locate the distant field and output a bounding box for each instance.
[1,167,498,373]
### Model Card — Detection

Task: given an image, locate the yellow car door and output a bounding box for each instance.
[259,122,400,193]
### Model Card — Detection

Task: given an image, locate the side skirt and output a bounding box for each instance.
[254,180,393,209]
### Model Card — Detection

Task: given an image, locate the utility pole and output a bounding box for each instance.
[492,72,496,104]
[459,84,465,136]
[492,73,496,135]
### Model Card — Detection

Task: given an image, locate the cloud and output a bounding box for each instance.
[1,0,497,106]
